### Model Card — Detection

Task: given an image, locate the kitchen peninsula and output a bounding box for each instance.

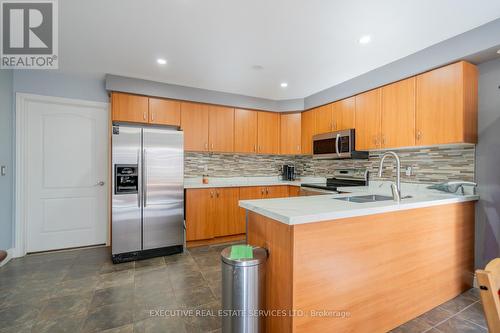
[240,184,478,333]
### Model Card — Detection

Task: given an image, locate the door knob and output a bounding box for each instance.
[96,181,105,186]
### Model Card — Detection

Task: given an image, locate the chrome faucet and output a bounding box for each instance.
[378,151,401,202]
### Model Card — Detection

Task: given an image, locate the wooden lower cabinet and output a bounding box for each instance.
[288,185,301,197]
[265,185,289,198]
[186,188,241,243]
[185,188,214,241]
[238,185,290,233]
[213,188,242,236]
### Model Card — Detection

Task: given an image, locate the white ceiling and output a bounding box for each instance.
[60,0,500,100]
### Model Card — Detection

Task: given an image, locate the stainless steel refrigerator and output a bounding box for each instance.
[111,125,184,263]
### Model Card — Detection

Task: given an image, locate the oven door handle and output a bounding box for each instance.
[335,134,341,157]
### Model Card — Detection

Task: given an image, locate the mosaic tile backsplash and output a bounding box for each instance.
[185,145,475,184]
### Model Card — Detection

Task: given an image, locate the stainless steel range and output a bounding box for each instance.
[111,125,184,263]
[300,169,368,195]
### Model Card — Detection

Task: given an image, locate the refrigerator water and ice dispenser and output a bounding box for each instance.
[114,165,138,194]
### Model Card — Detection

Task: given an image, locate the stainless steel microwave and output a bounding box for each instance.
[312,129,368,159]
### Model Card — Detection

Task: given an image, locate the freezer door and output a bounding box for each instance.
[143,128,184,249]
[112,126,142,255]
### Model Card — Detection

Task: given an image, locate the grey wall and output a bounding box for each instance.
[0,70,13,250]
[2,70,109,251]
[106,74,304,112]
[476,57,500,269]
[14,71,108,103]
[305,18,500,109]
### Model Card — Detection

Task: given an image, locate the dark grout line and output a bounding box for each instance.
[423,300,484,332]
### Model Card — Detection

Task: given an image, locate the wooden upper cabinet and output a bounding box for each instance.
[314,104,333,134]
[234,109,258,153]
[280,113,301,155]
[208,106,234,153]
[301,109,315,155]
[148,98,181,126]
[381,77,416,148]
[185,188,214,241]
[111,92,149,124]
[181,102,209,152]
[355,88,382,150]
[416,61,478,145]
[332,97,355,131]
[257,111,280,154]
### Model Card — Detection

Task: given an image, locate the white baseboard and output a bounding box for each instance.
[0,248,14,268]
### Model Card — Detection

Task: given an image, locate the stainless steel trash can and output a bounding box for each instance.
[221,245,267,333]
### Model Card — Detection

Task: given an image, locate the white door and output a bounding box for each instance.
[23,95,108,253]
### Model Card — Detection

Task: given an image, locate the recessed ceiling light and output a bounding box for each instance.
[280,82,288,88]
[359,35,371,44]
[157,58,167,65]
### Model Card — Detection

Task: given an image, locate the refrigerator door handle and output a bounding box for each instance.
[143,148,147,208]
[137,149,141,208]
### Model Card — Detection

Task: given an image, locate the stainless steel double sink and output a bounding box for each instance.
[334,194,394,203]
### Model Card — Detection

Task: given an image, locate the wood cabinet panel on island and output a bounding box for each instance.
[181,102,209,152]
[208,105,234,153]
[280,113,301,155]
[301,109,315,155]
[416,61,478,145]
[234,108,258,153]
[111,92,149,124]
[148,98,181,126]
[257,111,280,154]
[246,201,475,332]
[355,88,382,150]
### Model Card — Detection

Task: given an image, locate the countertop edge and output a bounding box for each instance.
[239,195,479,225]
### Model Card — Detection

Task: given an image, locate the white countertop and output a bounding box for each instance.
[184,176,326,189]
[239,181,479,225]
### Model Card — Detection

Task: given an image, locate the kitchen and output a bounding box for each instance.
[1,1,500,333]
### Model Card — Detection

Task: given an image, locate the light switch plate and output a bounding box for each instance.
[1,166,6,176]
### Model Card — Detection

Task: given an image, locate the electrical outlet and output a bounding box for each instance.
[405,166,413,176]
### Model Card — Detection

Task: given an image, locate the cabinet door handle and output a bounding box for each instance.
[261,188,264,195]
[381,135,386,146]
[143,112,147,121]
[211,143,214,150]
[205,142,208,150]
[297,145,300,151]
[210,191,214,198]
[151,112,154,121]
[216,191,219,198]
[254,144,257,152]
[265,188,269,195]
[416,131,422,141]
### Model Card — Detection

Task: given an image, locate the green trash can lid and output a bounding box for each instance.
[221,245,267,267]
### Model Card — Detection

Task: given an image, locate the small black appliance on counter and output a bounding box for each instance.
[281,165,296,181]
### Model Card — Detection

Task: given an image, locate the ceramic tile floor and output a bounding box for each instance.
[0,245,488,333]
